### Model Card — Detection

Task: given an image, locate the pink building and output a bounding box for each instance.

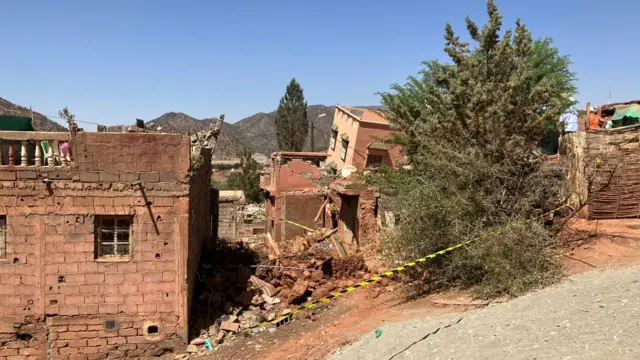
[326,106,405,171]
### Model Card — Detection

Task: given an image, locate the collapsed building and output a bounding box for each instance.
[0,130,213,359]
[259,151,388,256]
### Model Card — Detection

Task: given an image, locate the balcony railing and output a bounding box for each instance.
[0,132,72,167]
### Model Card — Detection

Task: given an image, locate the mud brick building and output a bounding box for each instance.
[0,131,212,359]
[260,152,329,248]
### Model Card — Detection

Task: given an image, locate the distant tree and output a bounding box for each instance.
[275,78,308,151]
[58,107,77,130]
[240,149,264,204]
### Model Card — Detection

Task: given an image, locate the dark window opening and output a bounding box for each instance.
[95,216,132,258]
[341,139,349,161]
[330,130,338,150]
[147,325,159,335]
[0,215,6,259]
[366,154,384,168]
[105,320,117,330]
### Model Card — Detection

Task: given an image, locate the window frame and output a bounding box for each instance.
[366,154,384,168]
[94,215,133,259]
[0,215,5,259]
[340,139,349,161]
[330,129,338,150]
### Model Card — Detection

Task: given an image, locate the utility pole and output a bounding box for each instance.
[310,121,314,152]
[312,113,327,152]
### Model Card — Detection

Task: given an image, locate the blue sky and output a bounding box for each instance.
[0,0,637,130]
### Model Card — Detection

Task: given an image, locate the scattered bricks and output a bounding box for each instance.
[220,321,240,333]
[139,172,160,183]
[79,171,100,182]
[16,170,37,179]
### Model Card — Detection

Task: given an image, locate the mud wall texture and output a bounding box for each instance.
[0,132,209,359]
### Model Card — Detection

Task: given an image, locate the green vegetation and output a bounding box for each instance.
[211,150,264,204]
[373,0,575,298]
[275,78,308,151]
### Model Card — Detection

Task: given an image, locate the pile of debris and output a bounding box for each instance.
[186,231,371,355]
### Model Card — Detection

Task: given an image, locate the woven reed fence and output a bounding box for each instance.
[581,125,640,219]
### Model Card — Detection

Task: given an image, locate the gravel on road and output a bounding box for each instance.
[330,267,640,360]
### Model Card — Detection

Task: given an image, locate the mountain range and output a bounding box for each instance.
[0,97,381,158]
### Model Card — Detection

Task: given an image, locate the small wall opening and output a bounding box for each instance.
[104,320,117,331]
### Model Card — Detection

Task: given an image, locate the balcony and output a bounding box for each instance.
[0,132,72,168]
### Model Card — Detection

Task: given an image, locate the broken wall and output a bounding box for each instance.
[0,132,197,359]
[186,147,213,336]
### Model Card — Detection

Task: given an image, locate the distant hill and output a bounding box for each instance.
[0,97,381,158]
[108,105,337,158]
[0,97,66,132]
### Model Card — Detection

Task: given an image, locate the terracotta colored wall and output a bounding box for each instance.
[326,108,403,170]
[273,159,323,195]
[281,194,324,241]
[326,107,361,170]
[0,132,205,360]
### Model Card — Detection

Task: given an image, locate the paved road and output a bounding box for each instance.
[330,267,640,360]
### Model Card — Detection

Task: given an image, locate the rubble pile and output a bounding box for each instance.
[186,232,372,355]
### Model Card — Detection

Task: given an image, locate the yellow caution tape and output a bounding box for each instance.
[228,200,578,338]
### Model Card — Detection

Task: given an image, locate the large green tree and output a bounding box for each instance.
[275,78,308,151]
[374,0,577,298]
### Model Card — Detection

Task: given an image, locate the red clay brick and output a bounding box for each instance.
[87,338,107,347]
[98,304,118,314]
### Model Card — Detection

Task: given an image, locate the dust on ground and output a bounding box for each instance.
[193,219,640,360]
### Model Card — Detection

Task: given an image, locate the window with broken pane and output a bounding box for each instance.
[95,216,132,258]
[0,216,5,259]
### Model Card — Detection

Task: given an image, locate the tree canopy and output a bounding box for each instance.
[374,0,577,298]
[275,78,308,151]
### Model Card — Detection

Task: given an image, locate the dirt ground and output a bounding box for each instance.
[199,218,640,360]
